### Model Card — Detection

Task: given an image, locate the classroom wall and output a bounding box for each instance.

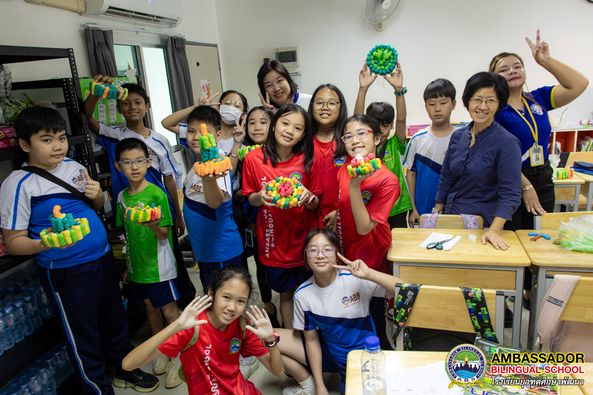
[0,0,220,80]
[214,0,593,126]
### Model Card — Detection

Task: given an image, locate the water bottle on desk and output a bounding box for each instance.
[361,335,386,395]
[2,303,16,350]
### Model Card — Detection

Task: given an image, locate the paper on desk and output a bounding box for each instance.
[386,360,463,394]
[419,232,462,251]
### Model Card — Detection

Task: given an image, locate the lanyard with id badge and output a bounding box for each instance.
[513,97,544,167]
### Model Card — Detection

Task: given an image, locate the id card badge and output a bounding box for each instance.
[529,144,544,167]
[245,228,254,248]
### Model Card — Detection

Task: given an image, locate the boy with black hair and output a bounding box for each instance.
[403,78,457,226]
[0,106,159,394]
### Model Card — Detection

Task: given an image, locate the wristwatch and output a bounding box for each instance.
[264,331,280,348]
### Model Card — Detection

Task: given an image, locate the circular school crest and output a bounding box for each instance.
[230,338,241,354]
[361,190,373,205]
[445,344,486,384]
[289,172,303,181]
[530,103,543,115]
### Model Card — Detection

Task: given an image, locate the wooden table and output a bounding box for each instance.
[346,350,589,394]
[554,173,585,212]
[516,230,593,349]
[389,229,531,348]
[574,171,593,211]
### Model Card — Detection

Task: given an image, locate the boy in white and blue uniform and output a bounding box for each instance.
[0,107,158,394]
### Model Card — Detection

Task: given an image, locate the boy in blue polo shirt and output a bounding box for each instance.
[0,106,158,394]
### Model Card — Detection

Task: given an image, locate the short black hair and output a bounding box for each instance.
[462,72,509,112]
[115,138,150,162]
[220,90,249,112]
[121,83,149,104]
[423,78,456,102]
[308,83,348,136]
[366,102,395,126]
[257,59,296,106]
[15,106,67,142]
[186,105,221,130]
[209,266,253,299]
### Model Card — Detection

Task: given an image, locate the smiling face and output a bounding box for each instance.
[305,233,338,276]
[343,120,381,158]
[118,92,149,123]
[273,111,305,151]
[208,278,250,329]
[115,147,151,183]
[263,70,292,107]
[468,87,499,130]
[247,109,270,144]
[312,87,341,130]
[20,129,69,170]
[493,55,525,91]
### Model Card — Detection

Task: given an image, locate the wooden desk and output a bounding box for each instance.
[554,173,585,212]
[516,230,593,349]
[389,229,530,348]
[346,350,589,394]
[574,171,593,211]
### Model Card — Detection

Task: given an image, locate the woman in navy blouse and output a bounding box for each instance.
[435,72,522,250]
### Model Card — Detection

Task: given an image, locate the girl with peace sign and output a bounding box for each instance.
[276,228,403,395]
[489,29,588,230]
[257,59,312,111]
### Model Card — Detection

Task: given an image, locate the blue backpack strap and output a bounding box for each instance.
[461,287,499,343]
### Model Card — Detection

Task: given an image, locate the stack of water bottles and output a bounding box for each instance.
[0,267,53,356]
[0,345,73,395]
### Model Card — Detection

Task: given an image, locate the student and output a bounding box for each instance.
[180,106,244,293]
[278,228,403,395]
[84,76,184,236]
[257,60,311,111]
[435,72,522,250]
[403,78,457,226]
[122,266,284,395]
[114,138,182,388]
[307,83,348,227]
[354,62,412,228]
[0,106,158,394]
[242,104,319,329]
[489,30,588,229]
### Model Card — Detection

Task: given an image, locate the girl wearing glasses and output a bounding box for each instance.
[257,59,312,111]
[277,228,403,395]
[489,30,588,230]
[242,104,319,329]
[435,72,522,250]
[307,83,349,227]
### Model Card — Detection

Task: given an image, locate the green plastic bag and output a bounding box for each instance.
[557,215,593,253]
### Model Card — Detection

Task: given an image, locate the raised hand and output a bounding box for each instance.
[245,305,275,341]
[233,116,246,144]
[259,92,275,111]
[525,29,551,66]
[199,92,221,107]
[333,252,370,279]
[323,210,337,231]
[175,295,212,330]
[384,62,403,91]
[92,74,113,85]
[83,169,102,201]
[359,62,378,90]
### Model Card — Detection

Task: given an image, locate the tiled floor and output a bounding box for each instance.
[115,259,530,395]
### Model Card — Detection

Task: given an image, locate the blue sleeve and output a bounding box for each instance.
[530,86,556,111]
[435,133,457,204]
[493,135,522,220]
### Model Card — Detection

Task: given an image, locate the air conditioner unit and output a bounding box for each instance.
[85,0,182,27]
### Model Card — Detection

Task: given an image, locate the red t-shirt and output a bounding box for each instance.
[335,165,399,272]
[242,147,318,268]
[158,311,268,395]
[313,136,343,225]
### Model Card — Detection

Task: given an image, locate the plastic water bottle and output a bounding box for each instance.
[0,310,6,356]
[361,336,386,395]
[2,304,16,350]
[11,299,26,341]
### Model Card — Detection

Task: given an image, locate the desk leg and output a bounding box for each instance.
[572,184,581,212]
[528,267,546,350]
[512,267,524,349]
[587,182,593,211]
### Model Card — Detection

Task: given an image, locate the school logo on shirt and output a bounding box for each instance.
[187,182,204,193]
[530,103,543,116]
[229,338,241,354]
[333,156,346,167]
[289,172,303,181]
[341,292,361,307]
[361,191,372,205]
[72,169,85,189]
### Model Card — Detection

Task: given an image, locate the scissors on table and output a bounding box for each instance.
[426,236,456,250]
[528,232,551,241]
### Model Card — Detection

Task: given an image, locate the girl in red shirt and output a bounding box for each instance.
[122,266,283,395]
[242,104,319,329]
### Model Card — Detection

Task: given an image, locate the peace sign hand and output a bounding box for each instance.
[333,252,370,280]
[233,116,246,144]
[259,92,276,112]
[199,92,221,107]
[525,29,551,66]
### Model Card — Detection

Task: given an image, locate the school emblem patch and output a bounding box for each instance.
[530,103,543,116]
[230,338,241,354]
[289,172,303,181]
[361,190,372,205]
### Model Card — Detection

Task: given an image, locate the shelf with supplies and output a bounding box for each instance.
[551,127,593,153]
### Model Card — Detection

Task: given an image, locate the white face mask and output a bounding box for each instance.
[219,104,243,125]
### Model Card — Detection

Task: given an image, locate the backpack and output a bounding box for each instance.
[535,274,593,361]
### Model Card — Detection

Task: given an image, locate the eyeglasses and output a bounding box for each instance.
[305,247,336,257]
[313,100,340,110]
[341,128,373,143]
[222,99,243,109]
[470,97,499,108]
[119,158,148,168]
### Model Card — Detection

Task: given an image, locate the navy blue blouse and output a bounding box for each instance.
[435,121,522,227]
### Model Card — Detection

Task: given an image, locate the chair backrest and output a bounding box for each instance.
[565,151,593,168]
[561,277,593,323]
[405,285,502,336]
[419,214,484,229]
[534,211,593,229]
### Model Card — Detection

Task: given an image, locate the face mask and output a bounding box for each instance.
[219,104,243,125]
